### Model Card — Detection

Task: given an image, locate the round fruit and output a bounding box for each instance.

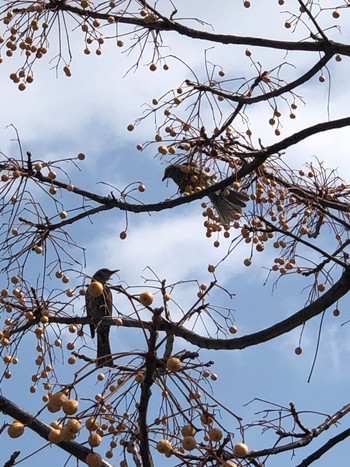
[139,291,154,306]
[62,398,79,415]
[209,427,223,442]
[88,432,102,447]
[158,145,168,155]
[181,424,196,437]
[11,275,20,284]
[182,435,196,451]
[233,442,249,457]
[166,357,182,372]
[47,402,62,413]
[60,425,76,441]
[50,391,67,407]
[156,438,173,454]
[88,281,104,297]
[8,421,24,438]
[86,417,99,431]
[86,453,102,467]
[200,413,214,425]
[65,418,81,434]
[48,428,62,444]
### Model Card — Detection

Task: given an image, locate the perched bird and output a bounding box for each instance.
[85,268,118,367]
[162,163,249,224]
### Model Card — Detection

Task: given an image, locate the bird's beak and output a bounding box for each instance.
[162,174,167,182]
[111,270,119,274]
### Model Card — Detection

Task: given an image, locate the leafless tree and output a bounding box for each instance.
[1,1,350,466]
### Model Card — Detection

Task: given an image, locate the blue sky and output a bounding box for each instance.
[1,1,350,466]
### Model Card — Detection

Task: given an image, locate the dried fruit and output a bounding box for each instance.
[88,281,104,297]
[182,436,196,451]
[156,438,173,454]
[139,291,154,306]
[8,421,24,438]
[233,442,249,457]
[208,427,223,442]
[166,357,182,372]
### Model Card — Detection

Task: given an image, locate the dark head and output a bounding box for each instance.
[92,268,119,283]
[162,165,174,182]
[162,165,184,184]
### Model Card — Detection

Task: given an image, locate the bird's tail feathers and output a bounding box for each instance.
[97,330,114,367]
[210,191,249,224]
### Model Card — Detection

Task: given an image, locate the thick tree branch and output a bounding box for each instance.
[16,116,350,235]
[248,402,350,459]
[295,427,350,467]
[138,309,163,467]
[157,269,350,349]
[28,4,350,56]
[43,268,350,351]
[0,395,113,467]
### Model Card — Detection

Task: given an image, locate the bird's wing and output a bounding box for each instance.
[103,286,113,318]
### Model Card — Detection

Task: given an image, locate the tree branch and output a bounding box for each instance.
[29,4,350,56]
[44,269,350,351]
[295,427,350,467]
[0,395,113,467]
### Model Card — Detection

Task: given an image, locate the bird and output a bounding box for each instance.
[162,163,249,224]
[85,268,118,368]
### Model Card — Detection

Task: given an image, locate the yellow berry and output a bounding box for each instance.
[139,291,154,306]
[182,436,196,451]
[87,281,104,297]
[233,442,249,457]
[62,398,79,415]
[8,421,25,438]
[86,452,102,467]
[88,432,102,447]
[208,427,223,442]
[166,357,182,372]
[156,439,173,454]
